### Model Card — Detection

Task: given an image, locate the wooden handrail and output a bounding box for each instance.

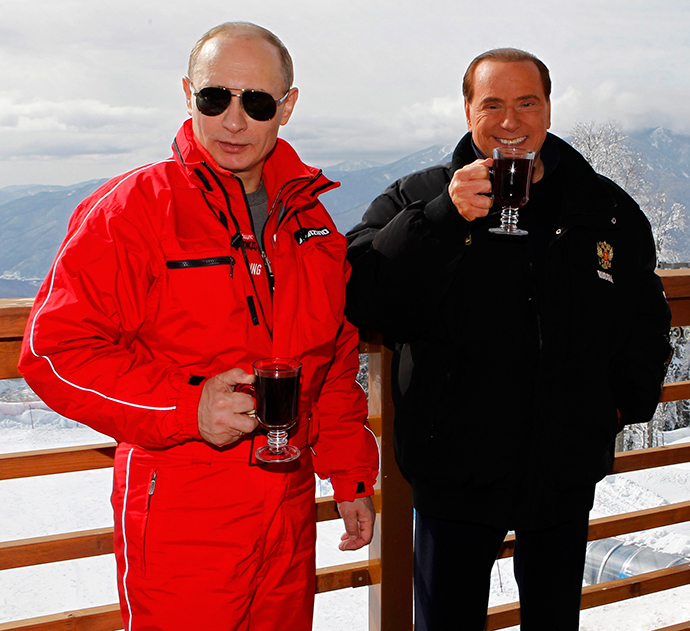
[316,559,381,592]
[486,563,690,630]
[2,439,685,483]
[498,499,690,559]
[0,444,117,481]
[4,497,685,572]
[588,500,690,541]
[655,622,690,631]
[659,268,690,327]
[0,528,114,571]
[611,442,690,474]
[0,604,123,631]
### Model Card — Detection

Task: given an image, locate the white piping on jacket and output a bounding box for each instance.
[122,447,135,631]
[356,379,383,473]
[27,160,176,412]
[364,422,382,474]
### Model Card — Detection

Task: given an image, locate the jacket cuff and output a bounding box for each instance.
[174,378,205,441]
[331,476,376,503]
[423,187,458,223]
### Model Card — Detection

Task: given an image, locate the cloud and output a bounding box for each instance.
[551,80,690,137]
[0,94,175,159]
[283,97,468,168]
[1,0,690,187]
[0,97,156,132]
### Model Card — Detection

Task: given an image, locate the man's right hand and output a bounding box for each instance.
[448,157,494,222]
[197,368,259,447]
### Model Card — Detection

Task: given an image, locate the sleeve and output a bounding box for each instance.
[311,311,379,503]
[18,190,204,449]
[345,171,472,342]
[611,201,672,428]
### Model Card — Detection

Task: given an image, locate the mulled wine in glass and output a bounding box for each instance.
[489,146,535,236]
[250,357,301,463]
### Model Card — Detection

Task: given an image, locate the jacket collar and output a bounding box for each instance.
[171,119,337,204]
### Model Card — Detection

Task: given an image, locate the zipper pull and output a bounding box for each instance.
[261,251,275,293]
[149,471,157,496]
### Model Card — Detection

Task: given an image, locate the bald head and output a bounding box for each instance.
[188,22,294,93]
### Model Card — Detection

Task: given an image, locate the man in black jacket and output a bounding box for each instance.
[345,48,672,631]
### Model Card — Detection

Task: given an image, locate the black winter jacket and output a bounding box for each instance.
[346,133,671,529]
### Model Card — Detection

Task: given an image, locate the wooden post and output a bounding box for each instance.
[364,339,414,631]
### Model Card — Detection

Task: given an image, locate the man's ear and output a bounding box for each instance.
[464,99,472,131]
[280,88,299,126]
[183,77,194,117]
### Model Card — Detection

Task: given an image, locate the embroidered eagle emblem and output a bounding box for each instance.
[597,241,613,270]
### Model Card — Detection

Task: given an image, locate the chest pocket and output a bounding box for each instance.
[158,253,247,358]
[164,255,238,312]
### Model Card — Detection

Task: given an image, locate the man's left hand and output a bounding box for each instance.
[336,496,376,551]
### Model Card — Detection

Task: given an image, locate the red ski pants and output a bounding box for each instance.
[111,442,317,631]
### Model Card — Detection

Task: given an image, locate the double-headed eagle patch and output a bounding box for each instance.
[597,241,614,283]
[597,241,613,270]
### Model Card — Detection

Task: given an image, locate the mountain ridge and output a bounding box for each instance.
[1,128,688,298]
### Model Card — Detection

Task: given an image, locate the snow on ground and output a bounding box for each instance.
[1,378,689,629]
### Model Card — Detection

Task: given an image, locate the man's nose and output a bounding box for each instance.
[221,95,248,131]
[500,108,520,131]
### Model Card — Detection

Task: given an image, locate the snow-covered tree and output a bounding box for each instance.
[570,121,686,264]
[571,121,690,449]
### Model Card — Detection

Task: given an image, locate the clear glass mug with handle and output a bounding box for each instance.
[237,357,302,463]
[488,146,535,236]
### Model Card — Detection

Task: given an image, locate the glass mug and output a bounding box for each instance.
[237,357,301,463]
[489,146,535,236]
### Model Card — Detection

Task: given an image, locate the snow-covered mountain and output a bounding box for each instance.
[1,129,689,299]
[0,179,107,298]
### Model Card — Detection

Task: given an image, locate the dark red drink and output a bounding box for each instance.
[493,156,534,209]
[252,358,301,431]
[255,372,299,429]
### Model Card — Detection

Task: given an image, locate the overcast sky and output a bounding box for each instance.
[1,0,689,189]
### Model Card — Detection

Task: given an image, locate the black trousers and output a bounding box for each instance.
[414,511,590,631]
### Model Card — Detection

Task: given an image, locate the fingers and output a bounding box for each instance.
[448,157,494,222]
[197,369,260,447]
[337,497,376,551]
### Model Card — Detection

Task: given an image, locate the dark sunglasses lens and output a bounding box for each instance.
[195,88,232,117]
[241,91,277,121]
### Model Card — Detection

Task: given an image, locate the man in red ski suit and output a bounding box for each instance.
[19,22,379,631]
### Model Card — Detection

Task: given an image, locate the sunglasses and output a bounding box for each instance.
[190,82,290,121]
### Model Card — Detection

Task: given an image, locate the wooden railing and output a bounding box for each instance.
[1,268,690,630]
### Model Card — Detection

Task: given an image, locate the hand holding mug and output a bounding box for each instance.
[197,368,259,447]
[448,158,493,222]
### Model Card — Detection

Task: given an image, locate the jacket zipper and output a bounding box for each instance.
[200,164,271,335]
[148,471,157,499]
[166,256,235,276]
[237,183,276,296]
[141,470,157,572]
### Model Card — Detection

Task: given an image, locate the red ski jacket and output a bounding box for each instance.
[19,120,378,501]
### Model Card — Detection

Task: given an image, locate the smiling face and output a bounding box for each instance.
[465,60,551,179]
[184,35,298,192]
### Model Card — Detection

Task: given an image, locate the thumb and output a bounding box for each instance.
[215,367,254,390]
